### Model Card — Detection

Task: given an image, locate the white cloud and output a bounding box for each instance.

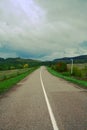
[0,0,87,60]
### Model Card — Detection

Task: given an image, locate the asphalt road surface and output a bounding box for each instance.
[0,67,87,130]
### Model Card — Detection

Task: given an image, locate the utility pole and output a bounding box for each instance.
[71,59,73,74]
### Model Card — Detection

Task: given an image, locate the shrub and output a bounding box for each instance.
[51,65,56,70]
[55,62,67,72]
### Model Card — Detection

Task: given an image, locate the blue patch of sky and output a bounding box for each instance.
[0,41,49,59]
[80,41,87,48]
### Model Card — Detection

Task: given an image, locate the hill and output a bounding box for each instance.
[0,55,87,70]
[53,55,87,63]
[0,57,41,70]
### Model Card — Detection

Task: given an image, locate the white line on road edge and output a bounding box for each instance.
[40,67,59,130]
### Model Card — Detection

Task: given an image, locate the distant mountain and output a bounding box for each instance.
[0,55,87,70]
[0,57,40,62]
[5,57,40,63]
[53,55,87,63]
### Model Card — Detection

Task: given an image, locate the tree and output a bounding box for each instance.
[55,62,67,72]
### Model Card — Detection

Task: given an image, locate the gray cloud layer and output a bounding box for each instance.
[0,0,87,60]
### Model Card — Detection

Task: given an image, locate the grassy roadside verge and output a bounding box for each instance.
[0,68,32,81]
[0,67,38,94]
[47,67,87,89]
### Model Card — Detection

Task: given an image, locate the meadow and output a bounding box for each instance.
[67,63,87,69]
[67,63,87,79]
[0,67,38,94]
[0,68,30,81]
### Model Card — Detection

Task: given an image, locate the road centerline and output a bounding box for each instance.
[40,67,59,130]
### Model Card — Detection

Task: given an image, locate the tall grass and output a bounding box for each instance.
[0,68,30,81]
[0,67,38,94]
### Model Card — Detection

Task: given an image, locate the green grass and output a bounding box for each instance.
[47,67,87,89]
[0,68,31,81]
[0,67,38,94]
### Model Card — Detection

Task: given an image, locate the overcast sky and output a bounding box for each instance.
[0,0,87,60]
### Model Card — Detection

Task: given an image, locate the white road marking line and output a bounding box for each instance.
[40,67,59,130]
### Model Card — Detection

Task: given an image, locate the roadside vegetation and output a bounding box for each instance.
[0,57,41,70]
[0,67,38,94]
[0,68,30,81]
[47,62,87,89]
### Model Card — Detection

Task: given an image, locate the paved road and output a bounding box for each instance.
[0,67,87,130]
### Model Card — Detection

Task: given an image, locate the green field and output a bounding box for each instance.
[67,63,87,78]
[0,67,38,94]
[67,63,87,69]
[47,67,87,89]
[0,68,31,81]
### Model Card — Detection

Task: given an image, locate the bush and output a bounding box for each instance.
[55,62,67,72]
[51,65,56,70]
